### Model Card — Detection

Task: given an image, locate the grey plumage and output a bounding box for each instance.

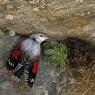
[7,33,48,87]
[21,38,41,61]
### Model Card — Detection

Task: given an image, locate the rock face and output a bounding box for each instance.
[0,0,95,42]
[0,0,95,95]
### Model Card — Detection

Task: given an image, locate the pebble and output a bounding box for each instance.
[87,12,90,15]
[80,13,85,16]
[33,7,40,12]
[5,14,14,20]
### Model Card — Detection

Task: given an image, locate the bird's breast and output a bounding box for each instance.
[21,39,41,59]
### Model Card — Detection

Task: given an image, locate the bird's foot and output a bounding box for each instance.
[12,75,20,82]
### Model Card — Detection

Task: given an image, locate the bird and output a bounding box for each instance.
[6,33,48,87]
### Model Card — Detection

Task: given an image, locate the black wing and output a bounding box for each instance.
[7,44,21,70]
[24,63,38,87]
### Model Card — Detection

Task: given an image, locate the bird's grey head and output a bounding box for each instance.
[30,33,48,43]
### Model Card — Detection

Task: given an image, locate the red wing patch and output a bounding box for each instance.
[32,60,39,74]
[11,44,21,60]
[12,50,21,60]
[32,63,38,74]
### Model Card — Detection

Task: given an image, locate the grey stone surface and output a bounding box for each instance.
[0,0,95,95]
[0,74,6,82]
[48,82,58,95]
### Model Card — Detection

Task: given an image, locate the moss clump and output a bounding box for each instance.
[42,41,68,69]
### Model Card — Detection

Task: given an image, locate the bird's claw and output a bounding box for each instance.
[12,75,20,82]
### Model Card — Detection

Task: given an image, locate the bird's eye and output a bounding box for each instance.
[40,35,43,37]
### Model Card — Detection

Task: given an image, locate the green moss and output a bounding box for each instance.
[42,41,68,70]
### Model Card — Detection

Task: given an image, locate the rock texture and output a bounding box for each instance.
[0,0,95,42]
[0,0,95,95]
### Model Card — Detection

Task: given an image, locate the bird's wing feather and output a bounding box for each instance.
[7,44,21,70]
[24,60,39,87]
